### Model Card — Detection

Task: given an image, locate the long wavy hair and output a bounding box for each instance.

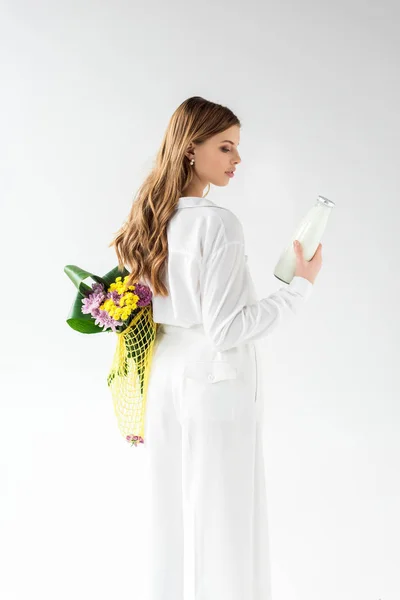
[109,96,241,297]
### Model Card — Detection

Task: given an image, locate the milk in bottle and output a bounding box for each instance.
[274,195,335,284]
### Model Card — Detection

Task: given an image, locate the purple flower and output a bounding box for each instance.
[107,290,121,304]
[92,282,105,294]
[92,308,123,333]
[133,283,153,307]
[81,283,106,314]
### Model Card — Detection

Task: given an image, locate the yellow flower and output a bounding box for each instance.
[101,277,141,322]
[120,292,139,308]
[101,299,114,311]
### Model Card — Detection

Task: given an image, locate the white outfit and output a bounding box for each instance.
[142,196,314,600]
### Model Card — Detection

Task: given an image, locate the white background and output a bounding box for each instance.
[1,1,399,599]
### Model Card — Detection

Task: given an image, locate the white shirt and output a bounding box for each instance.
[145,196,314,352]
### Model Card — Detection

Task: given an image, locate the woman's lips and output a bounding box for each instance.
[225,171,235,178]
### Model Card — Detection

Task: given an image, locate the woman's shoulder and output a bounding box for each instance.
[192,205,245,253]
[207,205,244,241]
[172,200,244,250]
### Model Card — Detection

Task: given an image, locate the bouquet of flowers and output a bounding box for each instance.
[64,264,158,447]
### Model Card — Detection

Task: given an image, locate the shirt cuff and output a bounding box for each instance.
[288,275,314,299]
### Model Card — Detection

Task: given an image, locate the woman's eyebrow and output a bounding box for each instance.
[220,139,239,146]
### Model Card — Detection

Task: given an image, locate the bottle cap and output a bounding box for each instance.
[317,195,335,208]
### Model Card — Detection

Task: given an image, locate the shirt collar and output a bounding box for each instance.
[177,196,217,209]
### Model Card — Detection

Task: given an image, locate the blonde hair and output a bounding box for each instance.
[109,96,241,297]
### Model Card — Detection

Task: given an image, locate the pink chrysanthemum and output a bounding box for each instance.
[81,283,106,314]
[92,308,124,333]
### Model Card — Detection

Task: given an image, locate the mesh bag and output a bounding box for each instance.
[106,303,159,446]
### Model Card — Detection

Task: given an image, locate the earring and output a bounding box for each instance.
[190,158,194,165]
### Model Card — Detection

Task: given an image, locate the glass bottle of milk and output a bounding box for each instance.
[274,195,335,284]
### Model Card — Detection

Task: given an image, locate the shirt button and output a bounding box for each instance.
[208,373,215,382]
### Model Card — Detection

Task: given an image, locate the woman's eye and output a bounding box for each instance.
[221,147,230,152]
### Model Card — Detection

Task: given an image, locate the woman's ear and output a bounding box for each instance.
[185,143,195,161]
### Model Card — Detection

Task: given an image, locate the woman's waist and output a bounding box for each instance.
[153,322,215,363]
[157,322,205,336]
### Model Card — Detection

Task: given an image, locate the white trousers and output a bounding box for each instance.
[142,323,272,600]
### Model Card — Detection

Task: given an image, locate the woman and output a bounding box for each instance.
[110,96,322,600]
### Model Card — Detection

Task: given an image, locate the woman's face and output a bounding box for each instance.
[188,125,241,189]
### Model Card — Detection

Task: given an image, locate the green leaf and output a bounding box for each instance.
[100,265,131,288]
[64,265,106,293]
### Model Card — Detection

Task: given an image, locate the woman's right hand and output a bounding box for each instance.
[293,240,323,285]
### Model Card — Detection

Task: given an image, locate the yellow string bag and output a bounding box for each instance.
[106,303,159,446]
